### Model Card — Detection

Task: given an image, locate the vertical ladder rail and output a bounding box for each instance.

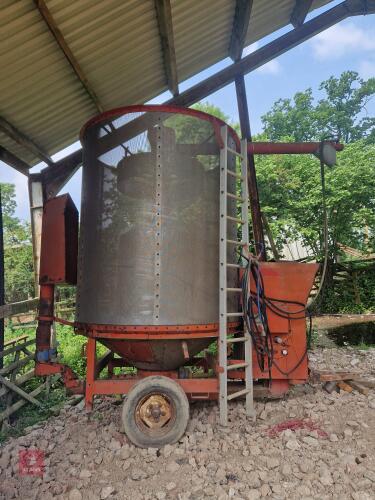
[241,138,255,419]
[219,125,228,426]
[219,127,255,426]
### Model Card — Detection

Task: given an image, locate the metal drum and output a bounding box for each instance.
[77,106,240,369]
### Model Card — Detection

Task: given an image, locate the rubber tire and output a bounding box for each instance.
[122,376,189,448]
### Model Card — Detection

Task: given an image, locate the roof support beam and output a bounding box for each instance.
[0,117,52,166]
[154,0,179,96]
[229,0,253,61]
[235,74,265,259]
[34,0,103,112]
[290,0,314,28]
[169,0,372,107]
[0,146,30,176]
[83,0,374,157]
[40,149,82,200]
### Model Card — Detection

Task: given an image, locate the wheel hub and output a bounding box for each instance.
[137,394,172,429]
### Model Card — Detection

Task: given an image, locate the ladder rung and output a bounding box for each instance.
[227,388,251,401]
[227,362,248,371]
[226,215,245,224]
[227,336,248,343]
[226,239,247,246]
[227,192,245,202]
[227,146,243,157]
[226,263,242,269]
[226,312,243,317]
[226,288,242,292]
[227,169,244,179]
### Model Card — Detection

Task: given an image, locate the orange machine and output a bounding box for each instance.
[33,105,332,448]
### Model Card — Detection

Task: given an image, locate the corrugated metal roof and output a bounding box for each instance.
[0,0,332,167]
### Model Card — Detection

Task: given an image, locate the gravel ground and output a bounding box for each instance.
[1,347,375,500]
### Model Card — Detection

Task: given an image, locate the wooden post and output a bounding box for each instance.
[234,74,266,259]
[28,175,45,294]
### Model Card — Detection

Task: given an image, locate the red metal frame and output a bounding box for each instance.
[80,104,343,157]
[80,104,241,151]
[84,337,219,410]
[34,104,330,410]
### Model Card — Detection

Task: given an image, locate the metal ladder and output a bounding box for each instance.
[219,125,254,427]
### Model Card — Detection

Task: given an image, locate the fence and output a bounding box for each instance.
[0,297,72,427]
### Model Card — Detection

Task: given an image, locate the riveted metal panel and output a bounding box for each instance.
[76,109,238,326]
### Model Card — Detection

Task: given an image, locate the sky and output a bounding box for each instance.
[1,2,374,221]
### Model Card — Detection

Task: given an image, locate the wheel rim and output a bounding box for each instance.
[135,392,176,437]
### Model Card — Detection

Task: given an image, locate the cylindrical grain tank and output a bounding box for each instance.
[77,105,241,370]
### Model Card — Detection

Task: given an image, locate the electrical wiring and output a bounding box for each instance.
[241,254,313,380]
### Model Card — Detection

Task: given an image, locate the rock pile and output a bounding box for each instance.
[0,347,374,499]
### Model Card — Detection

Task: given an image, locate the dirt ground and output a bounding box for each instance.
[0,344,375,500]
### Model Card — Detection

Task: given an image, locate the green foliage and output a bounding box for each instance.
[321,267,375,314]
[1,183,34,302]
[255,141,375,258]
[262,71,375,143]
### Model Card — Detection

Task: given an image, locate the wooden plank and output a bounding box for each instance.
[0,375,42,406]
[347,380,370,395]
[0,352,34,376]
[337,380,353,393]
[0,338,35,359]
[4,334,28,347]
[0,369,35,398]
[0,117,52,166]
[34,0,102,113]
[310,369,361,382]
[352,378,375,389]
[0,298,39,320]
[290,0,314,28]
[0,146,30,175]
[0,382,46,422]
[154,0,179,96]
[229,0,253,61]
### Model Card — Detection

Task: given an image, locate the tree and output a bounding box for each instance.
[255,141,375,259]
[262,71,375,143]
[0,184,34,303]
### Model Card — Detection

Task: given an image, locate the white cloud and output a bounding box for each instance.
[311,23,375,61]
[358,59,375,80]
[242,42,282,74]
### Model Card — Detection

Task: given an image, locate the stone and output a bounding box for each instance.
[329,433,339,442]
[108,439,121,451]
[302,436,319,447]
[344,429,353,438]
[286,439,300,451]
[320,469,333,486]
[69,489,83,500]
[266,457,280,469]
[246,489,261,500]
[100,486,115,499]
[120,447,131,460]
[79,469,92,479]
[166,482,177,491]
[363,470,375,482]
[166,461,180,473]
